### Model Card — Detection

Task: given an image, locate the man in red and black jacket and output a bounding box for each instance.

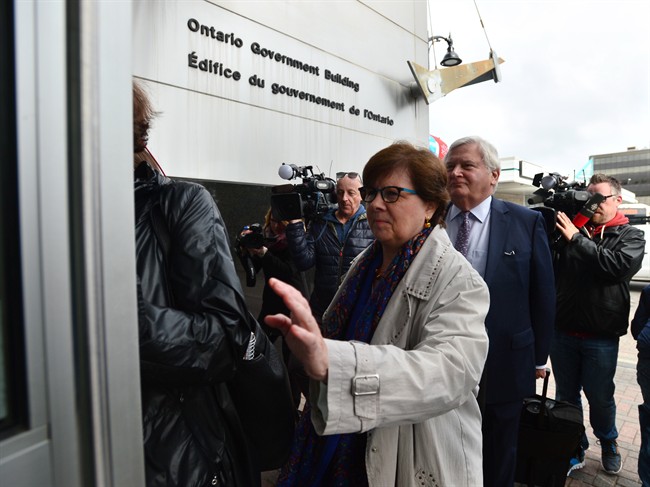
[552,173,645,476]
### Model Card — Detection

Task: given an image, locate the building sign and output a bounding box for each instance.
[134,2,405,135]
[183,19,389,119]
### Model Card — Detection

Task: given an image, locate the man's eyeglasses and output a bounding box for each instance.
[359,186,417,203]
[336,171,360,180]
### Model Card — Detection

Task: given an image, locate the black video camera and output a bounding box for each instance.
[528,172,591,218]
[234,223,276,287]
[236,223,265,249]
[271,164,337,222]
[528,172,598,250]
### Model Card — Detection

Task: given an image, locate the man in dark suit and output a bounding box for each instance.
[444,136,556,487]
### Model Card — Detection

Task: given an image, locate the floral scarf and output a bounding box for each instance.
[277,225,433,487]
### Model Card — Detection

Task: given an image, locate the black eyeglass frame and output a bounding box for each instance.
[360,186,418,203]
[587,192,616,201]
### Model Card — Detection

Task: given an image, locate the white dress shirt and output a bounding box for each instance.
[446,196,492,278]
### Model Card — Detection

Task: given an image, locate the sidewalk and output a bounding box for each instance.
[547,282,645,487]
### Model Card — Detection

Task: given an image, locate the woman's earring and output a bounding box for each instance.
[424,216,432,228]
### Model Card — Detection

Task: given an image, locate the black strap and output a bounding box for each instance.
[536,368,552,429]
[540,368,551,400]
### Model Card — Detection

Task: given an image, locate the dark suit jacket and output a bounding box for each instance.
[481,198,556,404]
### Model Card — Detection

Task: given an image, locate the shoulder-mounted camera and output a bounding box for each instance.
[270,164,337,222]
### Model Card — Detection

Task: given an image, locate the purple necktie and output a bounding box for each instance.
[454,212,470,256]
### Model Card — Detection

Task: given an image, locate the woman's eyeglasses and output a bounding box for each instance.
[336,171,360,180]
[359,186,418,203]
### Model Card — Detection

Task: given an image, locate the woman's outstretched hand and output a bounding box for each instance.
[265,278,329,382]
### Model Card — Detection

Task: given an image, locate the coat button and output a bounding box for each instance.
[371,447,377,452]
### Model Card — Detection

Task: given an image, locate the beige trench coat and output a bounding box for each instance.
[311,226,490,486]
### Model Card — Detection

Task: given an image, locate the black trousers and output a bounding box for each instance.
[482,400,522,487]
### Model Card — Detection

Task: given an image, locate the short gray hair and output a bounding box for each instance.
[445,136,500,172]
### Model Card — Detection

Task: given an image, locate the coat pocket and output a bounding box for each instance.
[511,327,534,349]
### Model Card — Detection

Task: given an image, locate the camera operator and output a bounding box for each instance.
[552,173,645,476]
[239,209,307,410]
[285,172,374,323]
[239,209,307,330]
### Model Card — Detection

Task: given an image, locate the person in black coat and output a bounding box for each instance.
[242,209,307,329]
[632,284,650,486]
[552,173,644,475]
[133,81,293,487]
[241,208,308,407]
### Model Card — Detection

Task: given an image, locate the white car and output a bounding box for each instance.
[620,204,650,282]
[632,223,650,281]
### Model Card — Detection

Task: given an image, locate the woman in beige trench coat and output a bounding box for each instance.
[267,141,489,486]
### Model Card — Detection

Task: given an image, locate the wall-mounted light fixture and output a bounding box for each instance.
[408,32,504,105]
[430,34,462,67]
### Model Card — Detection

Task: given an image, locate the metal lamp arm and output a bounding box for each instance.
[429,35,452,48]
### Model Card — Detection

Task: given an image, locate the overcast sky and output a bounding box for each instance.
[426,0,650,179]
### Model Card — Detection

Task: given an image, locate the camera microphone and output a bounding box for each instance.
[572,193,605,228]
[527,194,545,206]
[279,163,298,180]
